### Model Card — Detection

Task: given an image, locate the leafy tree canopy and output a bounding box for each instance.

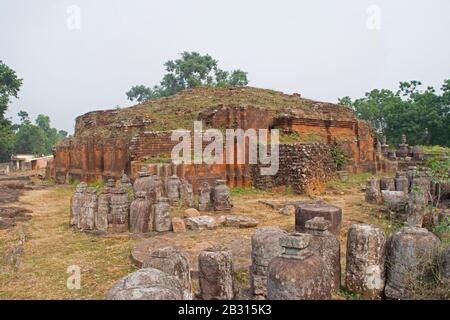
[126,51,249,102]
[339,80,450,146]
[0,60,23,120]
[0,61,67,161]
[13,111,68,156]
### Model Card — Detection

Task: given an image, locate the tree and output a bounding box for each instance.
[0,61,23,120]
[13,111,67,156]
[126,85,157,103]
[126,52,249,102]
[58,130,68,138]
[339,80,450,146]
[0,61,22,161]
[0,119,15,161]
[14,112,48,155]
[17,110,31,125]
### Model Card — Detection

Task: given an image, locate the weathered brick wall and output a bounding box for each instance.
[74,110,152,137]
[251,144,336,194]
[50,93,377,185]
[274,116,375,170]
[129,131,175,161]
[50,137,129,183]
[199,105,274,130]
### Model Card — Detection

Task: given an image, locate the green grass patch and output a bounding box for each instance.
[145,154,173,164]
[335,290,362,300]
[326,172,373,191]
[231,187,265,196]
[418,145,450,156]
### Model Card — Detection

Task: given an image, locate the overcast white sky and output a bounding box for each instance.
[1,0,449,133]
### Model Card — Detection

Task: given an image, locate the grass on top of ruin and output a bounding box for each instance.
[419,145,450,156]
[326,172,385,192]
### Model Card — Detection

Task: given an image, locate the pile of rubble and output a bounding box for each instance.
[365,166,449,227]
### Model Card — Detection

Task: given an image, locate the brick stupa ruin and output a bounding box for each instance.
[47,86,376,193]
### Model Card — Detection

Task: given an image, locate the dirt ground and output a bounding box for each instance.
[0,173,394,300]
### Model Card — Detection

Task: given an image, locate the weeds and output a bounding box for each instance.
[231,187,264,196]
[330,145,350,170]
[87,180,105,191]
[335,290,362,300]
[327,172,373,191]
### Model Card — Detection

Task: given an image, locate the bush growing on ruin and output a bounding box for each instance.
[68,177,81,186]
[433,217,450,246]
[387,252,449,300]
[330,145,350,171]
[87,180,105,191]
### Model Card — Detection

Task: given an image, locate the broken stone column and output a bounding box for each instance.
[180,179,195,208]
[407,166,417,189]
[405,191,427,227]
[133,168,154,199]
[345,224,386,299]
[96,179,115,232]
[108,187,129,233]
[167,175,182,206]
[142,247,192,300]
[365,178,381,204]
[387,151,397,161]
[385,227,441,300]
[119,173,133,194]
[153,197,172,232]
[212,180,232,212]
[411,146,424,161]
[80,187,98,230]
[411,174,431,202]
[95,187,110,232]
[381,191,408,213]
[295,202,342,237]
[267,233,332,300]
[305,217,341,292]
[129,191,152,234]
[185,215,217,231]
[70,182,87,228]
[396,134,409,158]
[198,182,212,212]
[395,172,409,193]
[380,177,395,191]
[250,227,287,297]
[106,268,184,300]
[152,176,164,202]
[198,247,235,300]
